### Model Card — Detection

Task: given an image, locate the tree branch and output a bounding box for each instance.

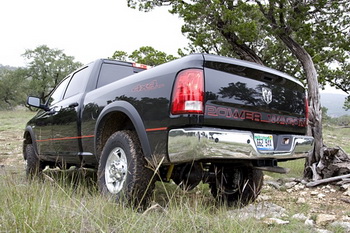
[216,18,264,64]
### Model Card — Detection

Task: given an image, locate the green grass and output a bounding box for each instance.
[323,125,350,153]
[0,109,348,232]
[0,109,35,131]
[0,170,317,232]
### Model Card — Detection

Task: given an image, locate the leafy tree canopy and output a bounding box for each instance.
[0,68,27,109]
[128,0,350,90]
[22,45,82,101]
[111,46,177,66]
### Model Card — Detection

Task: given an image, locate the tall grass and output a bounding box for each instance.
[0,170,270,232]
[0,170,317,232]
[0,110,347,232]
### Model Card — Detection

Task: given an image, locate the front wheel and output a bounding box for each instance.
[25,144,44,179]
[97,130,155,207]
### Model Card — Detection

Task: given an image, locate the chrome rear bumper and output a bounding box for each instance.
[168,128,314,163]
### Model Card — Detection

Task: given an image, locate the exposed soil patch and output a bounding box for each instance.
[0,129,25,168]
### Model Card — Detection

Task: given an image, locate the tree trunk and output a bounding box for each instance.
[277,34,323,180]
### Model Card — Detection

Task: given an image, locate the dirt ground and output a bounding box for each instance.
[263,175,350,221]
[0,128,25,169]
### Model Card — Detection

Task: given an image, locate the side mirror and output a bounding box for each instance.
[27,96,49,110]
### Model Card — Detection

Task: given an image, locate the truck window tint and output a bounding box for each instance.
[47,76,71,106]
[97,64,134,88]
[64,66,91,99]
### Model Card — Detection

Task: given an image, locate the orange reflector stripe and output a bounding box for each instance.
[145,127,168,132]
[37,135,95,142]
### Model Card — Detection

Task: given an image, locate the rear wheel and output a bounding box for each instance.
[209,166,263,207]
[97,130,155,207]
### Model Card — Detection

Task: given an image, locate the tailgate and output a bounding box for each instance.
[203,54,307,135]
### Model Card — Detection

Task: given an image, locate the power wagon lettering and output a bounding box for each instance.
[205,104,306,127]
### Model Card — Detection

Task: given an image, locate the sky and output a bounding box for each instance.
[0,0,347,95]
[0,0,188,67]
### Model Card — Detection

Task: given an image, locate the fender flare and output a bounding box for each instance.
[94,101,152,159]
[23,126,39,159]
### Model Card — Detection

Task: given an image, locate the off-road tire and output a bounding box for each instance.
[25,144,44,179]
[210,167,263,207]
[97,130,155,208]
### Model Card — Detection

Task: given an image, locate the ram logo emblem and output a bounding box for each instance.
[262,87,272,104]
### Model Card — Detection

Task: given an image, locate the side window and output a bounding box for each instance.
[47,76,71,106]
[96,63,134,88]
[64,66,91,99]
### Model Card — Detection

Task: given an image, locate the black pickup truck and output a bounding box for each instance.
[24,54,314,206]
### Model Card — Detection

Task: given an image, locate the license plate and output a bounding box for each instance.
[254,134,274,151]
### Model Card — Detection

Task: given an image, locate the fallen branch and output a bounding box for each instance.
[306,174,350,187]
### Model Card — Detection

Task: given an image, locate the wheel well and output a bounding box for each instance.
[95,111,135,159]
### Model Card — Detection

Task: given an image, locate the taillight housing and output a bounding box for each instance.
[171,69,204,115]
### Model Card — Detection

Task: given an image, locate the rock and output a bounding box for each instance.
[299,191,308,196]
[330,221,350,232]
[285,181,297,189]
[315,229,332,233]
[316,214,337,225]
[344,189,350,196]
[341,183,350,191]
[311,191,319,196]
[264,218,289,225]
[296,197,306,204]
[256,194,271,202]
[265,181,281,190]
[304,219,314,226]
[292,213,308,221]
[227,202,287,220]
[294,183,305,191]
[317,193,326,199]
[300,179,308,184]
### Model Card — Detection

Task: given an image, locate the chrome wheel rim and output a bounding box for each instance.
[105,147,128,194]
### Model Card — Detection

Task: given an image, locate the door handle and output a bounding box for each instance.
[69,102,79,108]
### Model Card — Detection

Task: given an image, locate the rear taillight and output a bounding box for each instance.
[171,69,204,115]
